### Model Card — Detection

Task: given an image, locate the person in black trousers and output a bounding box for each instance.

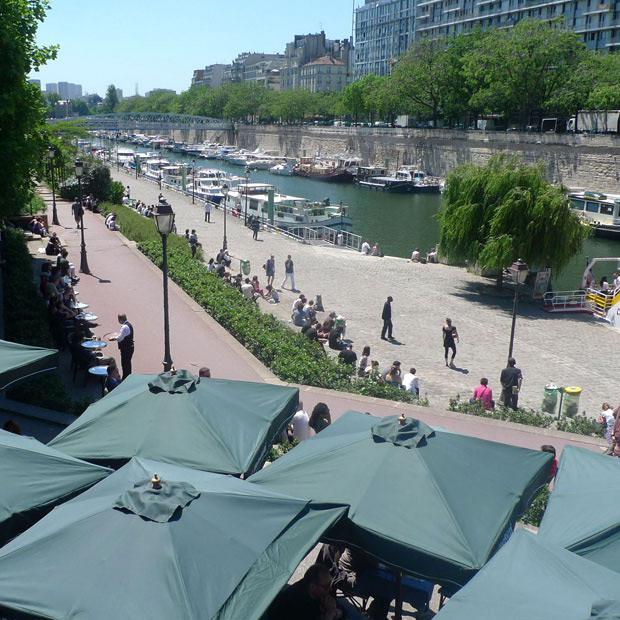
[381,296,394,340]
[110,313,134,380]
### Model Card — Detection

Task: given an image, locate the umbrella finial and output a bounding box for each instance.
[151,474,162,490]
[398,413,407,426]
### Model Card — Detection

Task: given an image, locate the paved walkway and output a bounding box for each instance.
[34,183,606,455]
[110,167,619,417]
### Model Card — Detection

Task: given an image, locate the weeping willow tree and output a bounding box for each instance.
[438,154,590,285]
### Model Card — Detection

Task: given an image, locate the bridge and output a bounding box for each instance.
[57,113,233,132]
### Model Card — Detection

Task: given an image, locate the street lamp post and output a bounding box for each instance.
[507,258,529,361]
[191,159,196,204]
[47,146,60,226]
[244,167,249,226]
[154,201,175,372]
[221,184,229,250]
[75,159,90,274]
[158,169,162,190]
[116,133,120,171]
[134,154,139,179]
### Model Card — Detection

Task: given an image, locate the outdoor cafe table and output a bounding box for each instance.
[76,313,98,322]
[70,302,89,311]
[88,365,108,397]
[81,340,107,350]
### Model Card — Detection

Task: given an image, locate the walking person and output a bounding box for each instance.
[281,255,296,291]
[109,313,135,380]
[264,254,275,287]
[251,217,260,241]
[442,318,459,367]
[500,357,523,410]
[380,296,393,340]
[71,200,83,229]
[188,229,199,258]
[204,201,212,223]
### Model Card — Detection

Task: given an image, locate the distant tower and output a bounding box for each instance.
[134,82,139,96]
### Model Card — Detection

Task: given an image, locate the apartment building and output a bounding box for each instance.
[191,63,230,88]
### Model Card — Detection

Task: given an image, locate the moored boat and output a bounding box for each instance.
[568,190,620,239]
[293,157,353,183]
[358,167,442,193]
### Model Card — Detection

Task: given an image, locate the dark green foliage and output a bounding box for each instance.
[521,485,550,526]
[108,181,125,205]
[557,414,602,436]
[0,0,57,218]
[2,230,89,415]
[439,154,590,276]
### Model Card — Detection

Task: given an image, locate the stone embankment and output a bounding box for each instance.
[161,125,620,192]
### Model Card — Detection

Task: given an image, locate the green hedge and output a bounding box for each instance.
[520,485,550,527]
[3,230,90,415]
[449,395,603,437]
[99,202,424,404]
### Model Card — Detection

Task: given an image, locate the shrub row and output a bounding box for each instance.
[99,202,424,404]
[448,395,603,437]
[3,230,89,415]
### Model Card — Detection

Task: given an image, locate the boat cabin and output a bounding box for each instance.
[569,191,620,226]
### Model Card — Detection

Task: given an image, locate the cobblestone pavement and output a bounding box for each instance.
[111,167,620,416]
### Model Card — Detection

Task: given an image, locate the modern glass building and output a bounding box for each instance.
[354,0,619,80]
[354,0,417,77]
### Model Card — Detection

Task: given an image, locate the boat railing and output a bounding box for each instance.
[542,290,589,313]
[585,287,620,317]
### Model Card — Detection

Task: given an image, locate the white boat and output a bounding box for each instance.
[161,164,191,190]
[190,169,241,203]
[568,190,620,239]
[115,148,136,165]
[270,161,296,176]
[142,158,170,182]
[224,182,352,231]
[226,151,250,166]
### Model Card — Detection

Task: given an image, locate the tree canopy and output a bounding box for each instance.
[438,155,590,279]
[102,84,119,113]
[0,0,57,218]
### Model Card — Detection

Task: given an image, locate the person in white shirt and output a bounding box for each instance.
[402,367,420,396]
[411,248,421,262]
[204,201,212,223]
[241,278,256,301]
[290,402,311,441]
[361,240,371,255]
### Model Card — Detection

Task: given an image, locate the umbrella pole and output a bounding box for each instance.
[394,570,403,620]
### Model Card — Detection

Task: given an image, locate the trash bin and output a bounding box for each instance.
[562,386,582,418]
[240,259,251,276]
[542,383,560,415]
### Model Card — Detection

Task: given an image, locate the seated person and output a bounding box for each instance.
[251,275,264,297]
[410,248,421,262]
[207,258,216,273]
[105,360,121,392]
[105,213,118,231]
[45,232,62,255]
[264,284,280,303]
[39,262,51,296]
[267,563,343,620]
[292,306,306,327]
[215,262,226,278]
[427,247,438,263]
[241,278,257,301]
[304,300,317,321]
[305,319,320,342]
[328,326,345,350]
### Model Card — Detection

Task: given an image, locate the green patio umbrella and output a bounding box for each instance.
[434,529,620,620]
[0,457,346,620]
[0,339,58,391]
[0,429,111,546]
[538,446,620,574]
[250,411,553,589]
[48,370,298,476]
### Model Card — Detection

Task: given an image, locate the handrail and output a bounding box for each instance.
[543,289,588,312]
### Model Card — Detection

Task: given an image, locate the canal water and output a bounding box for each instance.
[103,141,620,290]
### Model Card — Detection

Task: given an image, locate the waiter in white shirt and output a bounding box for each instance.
[109,313,134,380]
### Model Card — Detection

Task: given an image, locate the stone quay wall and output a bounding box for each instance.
[166,125,620,192]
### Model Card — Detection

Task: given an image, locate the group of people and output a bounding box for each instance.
[410,247,438,263]
[28,216,48,237]
[132,200,156,218]
[360,240,383,257]
[598,402,620,457]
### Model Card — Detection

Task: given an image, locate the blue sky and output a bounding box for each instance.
[32,0,361,96]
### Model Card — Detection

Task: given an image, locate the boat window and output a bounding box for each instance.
[585,201,600,213]
[570,199,585,210]
[599,203,614,215]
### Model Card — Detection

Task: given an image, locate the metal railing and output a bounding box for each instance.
[543,290,588,312]
[586,287,620,317]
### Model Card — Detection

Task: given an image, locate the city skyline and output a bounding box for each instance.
[32,0,361,96]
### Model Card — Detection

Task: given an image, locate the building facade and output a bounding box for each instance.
[229,53,287,90]
[191,63,229,88]
[354,0,417,78]
[282,32,353,91]
[45,83,58,94]
[414,0,620,50]
[299,56,349,92]
[57,82,82,99]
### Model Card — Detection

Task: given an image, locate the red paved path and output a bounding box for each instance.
[39,188,605,455]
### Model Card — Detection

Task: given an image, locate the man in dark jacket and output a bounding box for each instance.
[381,296,393,340]
[500,357,523,410]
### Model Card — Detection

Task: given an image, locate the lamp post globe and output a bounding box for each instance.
[221,184,229,250]
[154,200,175,372]
[47,146,60,226]
[191,159,196,204]
[74,159,90,274]
[507,258,529,360]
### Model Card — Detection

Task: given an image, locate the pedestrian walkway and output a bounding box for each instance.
[109,167,619,417]
[32,183,605,455]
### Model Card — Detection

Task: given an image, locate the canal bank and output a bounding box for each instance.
[108,164,619,418]
[101,138,620,291]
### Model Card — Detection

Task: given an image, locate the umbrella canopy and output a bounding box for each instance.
[434,529,620,620]
[48,370,298,476]
[538,446,620,574]
[0,339,58,390]
[0,429,110,546]
[250,411,553,588]
[0,458,346,620]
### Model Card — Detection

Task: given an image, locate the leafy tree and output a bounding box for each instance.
[337,79,366,121]
[102,84,119,113]
[71,100,90,116]
[438,154,589,285]
[0,0,57,217]
[587,84,620,110]
[463,20,586,127]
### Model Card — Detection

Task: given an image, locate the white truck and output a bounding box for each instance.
[568,110,620,133]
